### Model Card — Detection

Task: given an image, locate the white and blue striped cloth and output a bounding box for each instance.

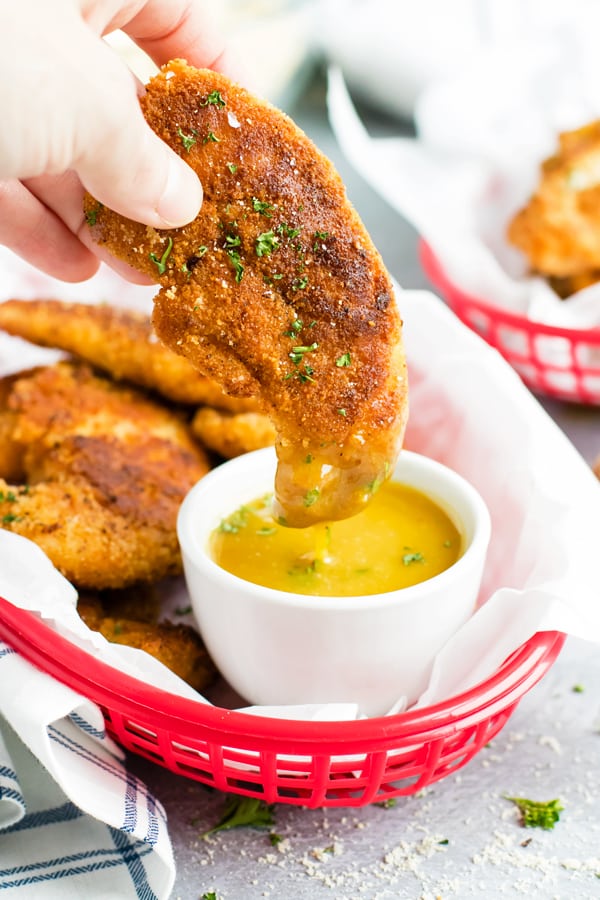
[0,640,175,898]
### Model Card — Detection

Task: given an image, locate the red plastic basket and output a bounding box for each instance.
[420,241,600,405]
[0,595,565,808]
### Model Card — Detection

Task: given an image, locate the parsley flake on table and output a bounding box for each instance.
[505,796,564,829]
[201,795,276,837]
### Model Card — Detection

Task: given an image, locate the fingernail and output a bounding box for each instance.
[156,159,202,227]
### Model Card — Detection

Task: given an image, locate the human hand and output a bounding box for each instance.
[0,0,234,282]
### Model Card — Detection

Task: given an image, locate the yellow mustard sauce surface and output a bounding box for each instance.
[210,481,462,597]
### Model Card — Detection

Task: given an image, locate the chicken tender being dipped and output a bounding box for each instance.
[0,361,210,587]
[85,60,408,527]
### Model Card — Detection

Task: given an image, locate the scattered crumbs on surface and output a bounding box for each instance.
[539,735,563,755]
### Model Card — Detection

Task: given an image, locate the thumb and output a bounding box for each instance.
[74,42,202,228]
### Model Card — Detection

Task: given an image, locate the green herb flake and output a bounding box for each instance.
[336,352,351,367]
[337,408,347,416]
[284,319,303,338]
[201,892,218,900]
[276,222,301,240]
[375,797,397,809]
[84,203,103,226]
[227,162,238,174]
[256,230,280,257]
[438,839,450,846]
[304,488,320,508]
[289,342,318,365]
[1,514,21,524]
[402,552,425,566]
[0,490,16,503]
[148,236,174,276]
[201,795,275,838]
[304,454,313,464]
[224,233,241,248]
[313,229,330,250]
[268,833,283,846]
[252,197,274,218]
[257,526,277,537]
[505,796,564,830]
[226,249,244,283]
[201,89,226,108]
[292,275,309,291]
[572,684,585,693]
[174,605,192,616]
[203,130,220,144]
[218,507,249,534]
[176,127,197,152]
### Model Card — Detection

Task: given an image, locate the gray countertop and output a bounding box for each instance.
[128,70,600,900]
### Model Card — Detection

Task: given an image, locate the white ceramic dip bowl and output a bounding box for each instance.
[177,447,491,717]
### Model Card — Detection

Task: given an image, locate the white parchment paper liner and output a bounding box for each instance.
[327,39,600,330]
[0,252,598,720]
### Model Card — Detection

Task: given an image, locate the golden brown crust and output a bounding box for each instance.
[191,406,276,458]
[77,594,216,693]
[85,61,408,526]
[508,120,600,280]
[0,361,210,587]
[0,298,259,412]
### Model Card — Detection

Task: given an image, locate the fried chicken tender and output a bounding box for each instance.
[191,407,276,458]
[0,298,259,413]
[508,120,600,281]
[85,60,408,527]
[0,361,210,588]
[77,594,216,693]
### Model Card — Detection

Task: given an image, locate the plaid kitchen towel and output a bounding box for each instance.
[0,641,175,898]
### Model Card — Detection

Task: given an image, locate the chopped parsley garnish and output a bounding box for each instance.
[257,526,277,536]
[289,342,318,365]
[255,230,279,257]
[201,893,218,900]
[268,833,283,846]
[284,363,314,384]
[202,795,275,837]
[375,797,397,809]
[305,454,313,464]
[0,490,17,503]
[313,229,329,250]
[176,127,197,152]
[201,90,226,108]
[227,162,238,174]
[1,514,21,524]
[284,319,303,338]
[276,222,301,240]
[84,203,103,226]
[148,236,173,275]
[226,249,244,283]
[203,130,220,143]
[572,684,585,693]
[336,352,351,367]
[505,796,564,830]
[218,506,249,534]
[337,408,347,416]
[304,488,320,507]
[252,197,274,217]
[224,233,241,248]
[402,552,425,566]
[292,275,308,290]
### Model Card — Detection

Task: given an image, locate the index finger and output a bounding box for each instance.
[117,0,238,78]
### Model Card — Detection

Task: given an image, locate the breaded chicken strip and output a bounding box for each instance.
[0,362,210,587]
[191,407,276,458]
[85,60,408,527]
[77,594,216,693]
[0,298,259,413]
[508,120,600,279]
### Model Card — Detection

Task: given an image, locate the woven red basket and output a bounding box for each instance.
[420,242,600,405]
[0,595,565,808]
